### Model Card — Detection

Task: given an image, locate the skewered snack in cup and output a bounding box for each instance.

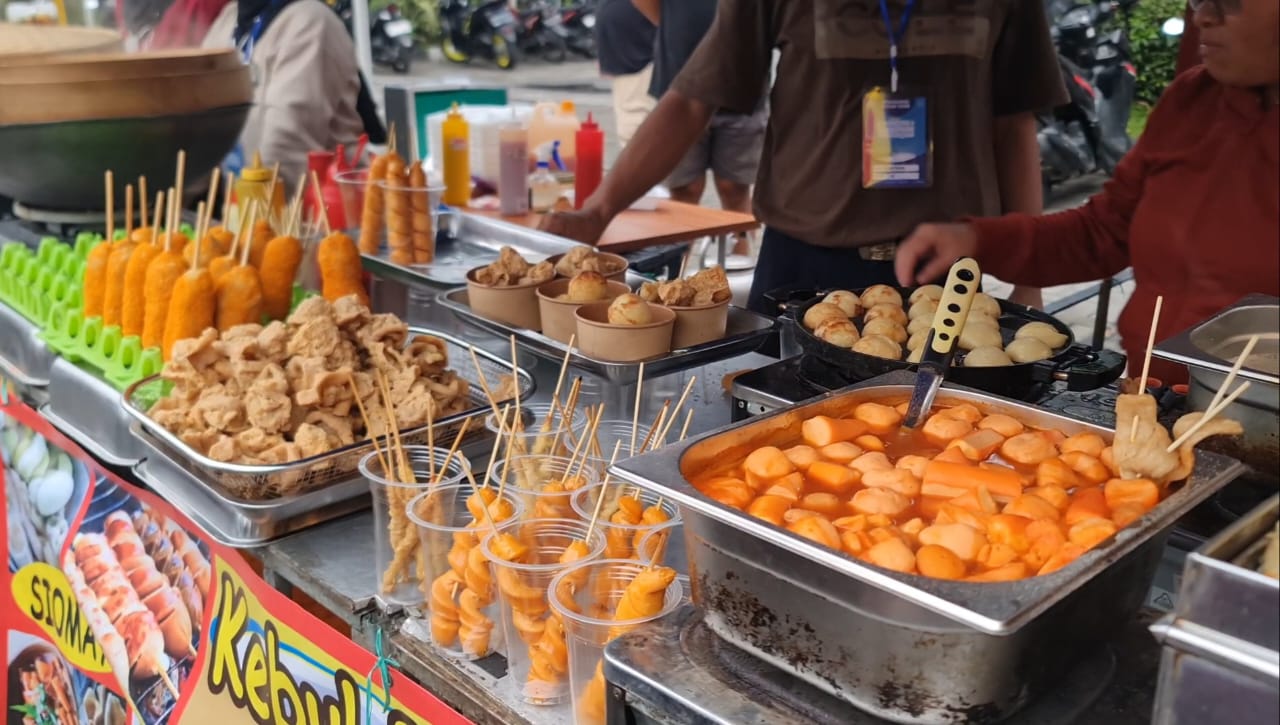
[1015,321,1070,350]
[693,397,1242,583]
[575,300,676,362]
[823,290,862,318]
[552,246,628,282]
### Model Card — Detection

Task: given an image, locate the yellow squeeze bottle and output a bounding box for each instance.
[442,103,471,207]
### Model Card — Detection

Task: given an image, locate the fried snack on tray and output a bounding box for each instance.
[554,246,626,277]
[147,296,470,498]
[638,266,731,308]
[474,246,555,286]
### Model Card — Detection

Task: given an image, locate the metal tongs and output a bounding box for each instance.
[902,257,981,429]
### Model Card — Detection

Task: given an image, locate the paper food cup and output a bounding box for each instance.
[548,252,629,283]
[573,302,675,362]
[466,267,543,331]
[536,278,631,344]
[668,298,730,349]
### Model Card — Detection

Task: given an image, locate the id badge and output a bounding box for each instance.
[862,86,933,189]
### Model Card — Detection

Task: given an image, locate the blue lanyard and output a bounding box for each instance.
[877,0,917,93]
[236,2,283,63]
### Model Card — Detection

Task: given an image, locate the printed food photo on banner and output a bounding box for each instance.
[62,482,213,725]
[6,631,129,725]
[2,412,90,573]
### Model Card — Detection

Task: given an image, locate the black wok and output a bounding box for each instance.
[790,289,1126,400]
[0,104,248,211]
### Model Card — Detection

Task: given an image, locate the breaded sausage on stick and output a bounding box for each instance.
[83,171,114,319]
[214,205,264,331]
[141,192,186,350]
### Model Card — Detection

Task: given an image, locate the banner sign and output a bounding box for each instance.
[1,397,472,725]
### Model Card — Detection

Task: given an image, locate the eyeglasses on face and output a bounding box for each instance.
[1189,0,1243,17]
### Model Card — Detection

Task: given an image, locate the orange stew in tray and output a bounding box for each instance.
[693,401,1164,583]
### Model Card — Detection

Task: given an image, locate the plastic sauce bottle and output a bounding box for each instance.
[527,100,581,171]
[442,103,471,207]
[498,121,530,216]
[574,112,604,210]
[235,151,285,220]
[529,161,560,213]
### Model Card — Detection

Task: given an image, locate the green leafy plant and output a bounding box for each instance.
[1123,0,1186,104]
[372,0,442,43]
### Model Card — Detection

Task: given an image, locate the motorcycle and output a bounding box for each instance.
[516,0,569,64]
[440,0,521,71]
[559,1,597,59]
[330,0,416,73]
[1039,0,1138,193]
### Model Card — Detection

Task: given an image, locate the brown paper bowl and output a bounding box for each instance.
[574,302,675,362]
[548,252,629,283]
[668,299,731,349]
[536,278,631,344]
[466,268,543,331]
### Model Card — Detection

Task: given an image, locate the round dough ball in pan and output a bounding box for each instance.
[803,302,847,330]
[815,319,861,348]
[862,317,908,345]
[908,298,939,321]
[853,334,902,360]
[908,315,934,336]
[964,346,1014,368]
[859,284,903,310]
[864,303,908,327]
[823,290,862,318]
[909,284,944,306]
[1015,321,1069,350]
[959,324,1004,351]
[907,345,925,363]
[972,293,1003,319]
[1006,337,1054,363]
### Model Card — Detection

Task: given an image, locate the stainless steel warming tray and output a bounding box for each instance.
[610,371,1245,723]
[0,300,54,390]
[122,328,533,502]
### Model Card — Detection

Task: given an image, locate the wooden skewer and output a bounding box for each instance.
[287,173,308,237]
[166,186,179,249]
[193,202,207,255]
[1207,335,1259,413]
[153,191,164,236]
[138,175,148,227]
[678,409,694,442]
[237,206,258,267]
[203,169,220,237]
[435,418,472,485]
[266,161,282,226]
[508,334,522,443]
[585,440,624,542]
[309,170,332,235]
[426,398,437,484]
[1132,295,1164,442]
[633,402,668,456]
[349,374,390,476]
[646,403,671,453]
[480,405,512,489]
[158,668,180,700]
[1166,381,1252,453]
[631,362,646,456]
[172,149,187,221]
[124,184,134,241]
[541,334,576,435]
[223,170,236,230]
[467,345,503,420]
[569,405,606,480]
[495,409,520,504]
[658,376,698,444]
[563,404,596,478]
[104,171,115,242]
[551,377,583,456]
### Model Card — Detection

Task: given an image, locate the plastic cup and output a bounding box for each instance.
[404,482,526,660]
[377,180,445,267]
[485,403,590,459]
[491,455,602,521]
[480,518,607,705]
[636,520,691,606]
[360,447,470,608]
[592,420,653,459]
[570,485,681,562]
[334,169,368,237]
[548,559,684,725]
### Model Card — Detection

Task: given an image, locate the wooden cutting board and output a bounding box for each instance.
[0,23,121,60]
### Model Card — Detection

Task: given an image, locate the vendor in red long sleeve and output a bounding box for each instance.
[895,0,1279,385]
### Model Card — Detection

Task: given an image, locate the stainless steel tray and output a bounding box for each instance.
[610,372,1245,722]
[122,328,534,503]
[1153,293,1280,383]
[42,356,144,466]
[131,424,373,547]
[438,288,775,385]
[0,300,54,388]
[361,212,579,289]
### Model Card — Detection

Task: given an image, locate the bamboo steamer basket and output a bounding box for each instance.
[0,48,243,84]
[0,23,122,60]
[0,67,253,126]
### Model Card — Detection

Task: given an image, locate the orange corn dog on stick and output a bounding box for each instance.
[409,161,434,264]
[317,231,369,306]
[101,240,136,327]
[161,237,215,360]
[120,239,159,337]
[214,226,264,331]
[247,217,275,270]
[359,153,389,254]
[259,232,303,320]
[384,154,413,266]
[82,241,112,319]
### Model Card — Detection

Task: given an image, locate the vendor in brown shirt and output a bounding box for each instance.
[541,0,1067,313]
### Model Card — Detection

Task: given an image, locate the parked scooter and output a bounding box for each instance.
[1039,0,1138,193]
[330,0,416,73]
[440,0,521,70]
[559,1,597,59]
[517,0,569,64]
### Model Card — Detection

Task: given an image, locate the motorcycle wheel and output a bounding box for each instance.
[393,57,410,73]
[441,35,469,64]
[493,34,516,70]
[541,36,567,64]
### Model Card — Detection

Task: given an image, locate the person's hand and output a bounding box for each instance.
[537,206,609,245]
[894,223,980,286]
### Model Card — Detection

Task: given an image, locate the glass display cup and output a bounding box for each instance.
[591,420,653,460]
[635,520,691,606]
[570,485,681,562]
[480,518,607,705]
[360,446,469,607]
[490,454,602,517]
[485,403,590,460]
[334,169,369,238]
[548,559,684,725]
[404,481,526,659]
[376,180,445,267]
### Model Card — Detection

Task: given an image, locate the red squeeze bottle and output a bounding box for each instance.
[574,112,604,210]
